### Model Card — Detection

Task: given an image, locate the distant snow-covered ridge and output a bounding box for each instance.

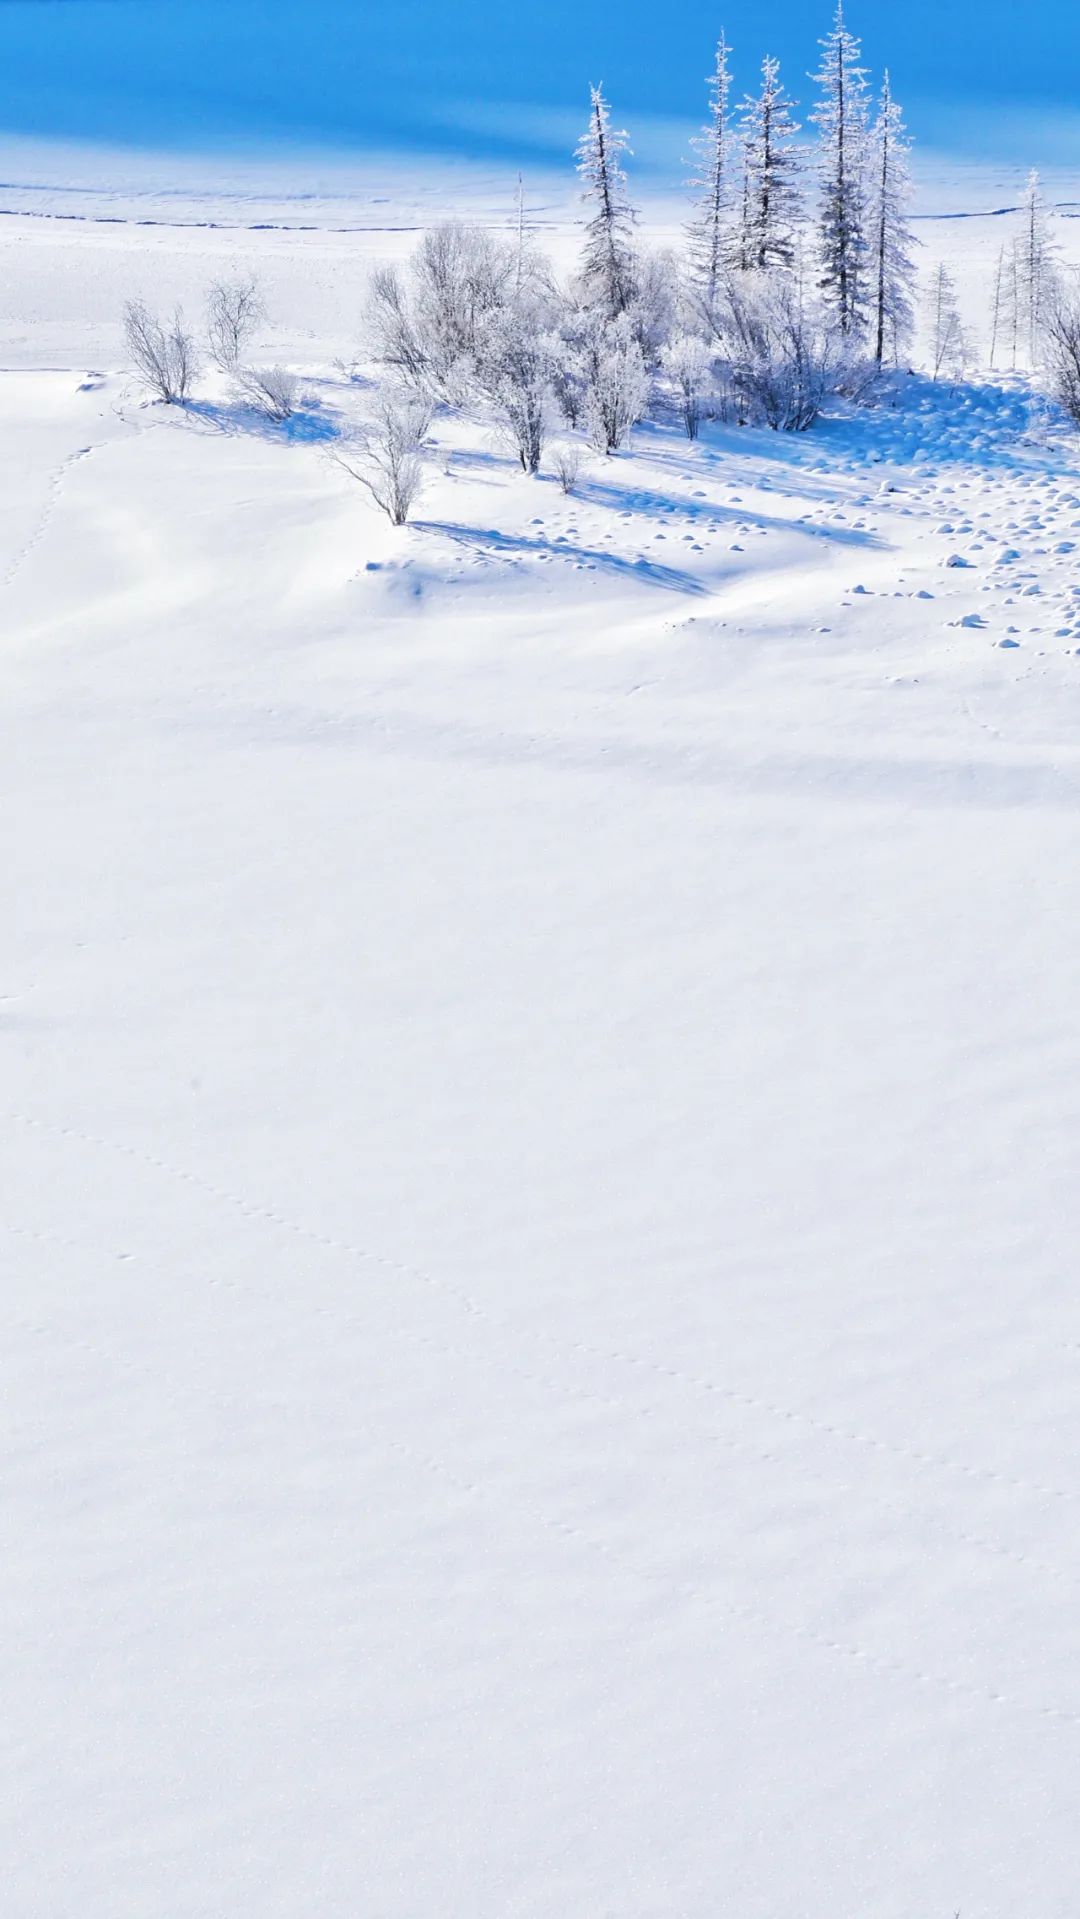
[0,129,1077,230]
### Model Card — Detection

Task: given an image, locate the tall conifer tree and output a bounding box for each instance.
[811,4,870,336]
[576,87,637,319]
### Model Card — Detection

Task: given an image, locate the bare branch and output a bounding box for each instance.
[207,276,266,372]
[235,364,299,422]
[123,299,198,404]
[334,389,431,525]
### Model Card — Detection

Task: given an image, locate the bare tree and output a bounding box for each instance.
[366,224,517,400]
[335,390,431,525]
[123,299,197,403]
[1042,289,1080,425]
[1008,238,1021,370]
[206,275,265,371]
[366,265,429,386]
[1017,171,1060,366]
[236,364,299,422]
[551,442,585,493]
[988,243,1009,371]
[412,223,515,394]
[926,263,967,381]
[509,174,554,307]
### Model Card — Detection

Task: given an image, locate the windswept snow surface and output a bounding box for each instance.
[3,201,1080,1919]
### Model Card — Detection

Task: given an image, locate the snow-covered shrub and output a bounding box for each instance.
[551,442,585,494]
[236,364,299,422]
[476,309,557,474]
[123,299,198,404]
[367,223,518,403]
[1042,291,1080,426]
[583,313,650,453]
[335,389,431,526]
[366,264,429,386]
[716,273,835,430]
[412,222,515,394]
[548,305,646,446]
[738,337,832,430]
[547,310,593,429]
[206,276,265,372]
[830,346,883,406]
[661,333,713,439]
[628,248,678,365]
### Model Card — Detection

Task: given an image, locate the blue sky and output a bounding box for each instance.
[0,0,1077,171]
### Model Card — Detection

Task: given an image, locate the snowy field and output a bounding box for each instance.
[4,169,1080,1919]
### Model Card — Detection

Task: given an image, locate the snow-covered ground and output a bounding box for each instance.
[4,174,1080,1918]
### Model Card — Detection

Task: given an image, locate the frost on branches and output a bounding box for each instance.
[740,56,803,274]
[118,0,1080,529]
[811,2,870,338]
[1018,171,1060,367]
[576,86,638,319]
[687,35,736,316]
[334,5,1080,483]
[868,72,916,364]
[927,263,968,381]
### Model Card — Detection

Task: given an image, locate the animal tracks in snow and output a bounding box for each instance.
[8,1107,1076,1512]
[8,1189,1070,1729]
[6,1103,1080,1735]
[2,443,94,589]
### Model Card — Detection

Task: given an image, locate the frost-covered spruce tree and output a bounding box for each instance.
[1017,170,1059,365]
[687,34,736,313]
[741,56,803,273]
[577,85,637,318]
[868,71,916,363]
[811,2,870,337]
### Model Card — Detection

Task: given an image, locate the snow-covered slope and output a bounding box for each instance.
[3,190,1080,1919]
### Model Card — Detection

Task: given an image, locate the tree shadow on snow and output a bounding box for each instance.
[444,447,519,481]
[574,476,883,549]
[414,519,711,594]
[185,397,341,446]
